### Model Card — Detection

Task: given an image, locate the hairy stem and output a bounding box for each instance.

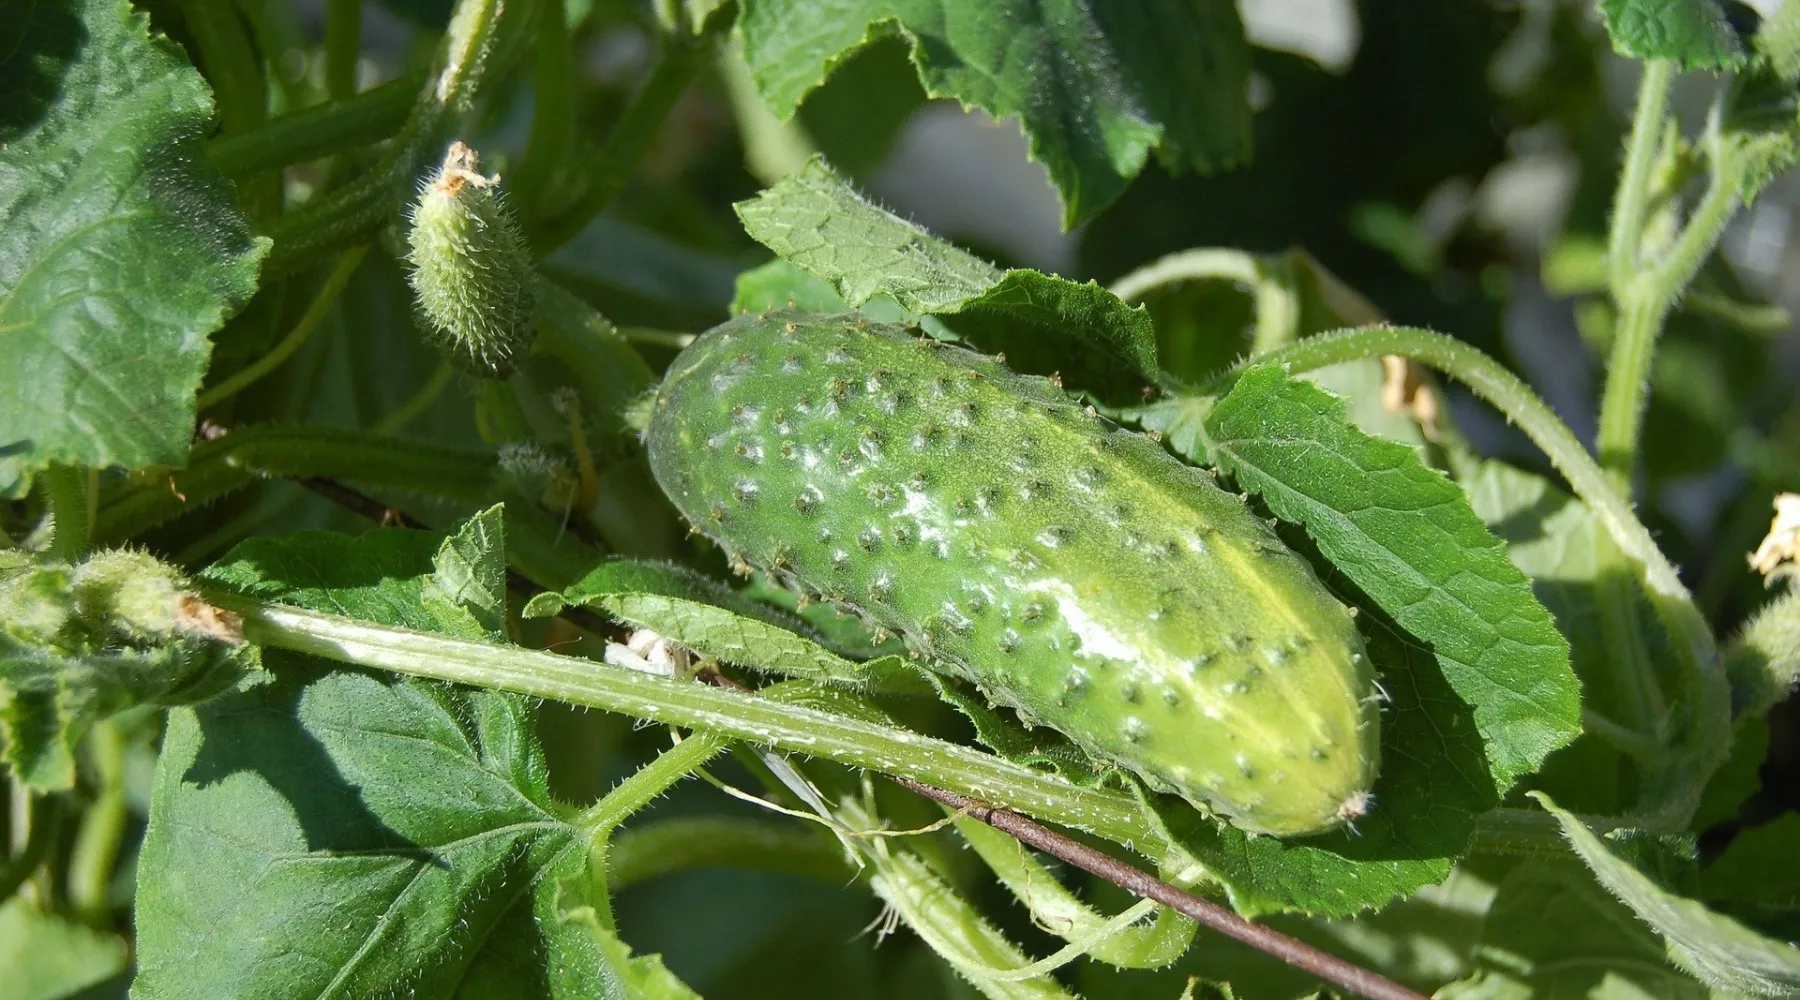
[899,780,1428,1000]
[41,465,91,561]
[325,0,363,101]
[93,424,498,543]
[1109,248,1301,355]
[213,596,1173,857]
[510,0,574,218]
[374,362,456,434]
[1607,60,1674,296]
[263,0,505,275]
[1580,708,1667,764]
[68,720,129,924]
[0,794,57,907]
[576,732,732,837]
[533,33,711,251]
[199,246,369,411]
[207,70,426,177]
[1597,157,1743,485]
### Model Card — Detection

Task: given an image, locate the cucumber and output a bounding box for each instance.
[646,313,1379,837]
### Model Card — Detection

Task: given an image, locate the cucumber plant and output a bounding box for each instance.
[3,1,1800,998]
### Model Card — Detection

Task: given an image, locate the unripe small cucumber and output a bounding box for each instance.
[406,142,535,378]
[646,313,1381,837]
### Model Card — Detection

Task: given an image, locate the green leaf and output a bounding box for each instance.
[553,862,703,999]
[530,277,660,444]
[1439,857,1712,1000]
[135,523,656,999]
[1461,460,1681,815]
[1207,367,1579,791]
[0,635,245,790]
[1690,715,1768,830]
[734,157,1159,397]
[0,898,129,1000]
[1598,0,1745,70]
[1724,1,1800,199]
[1703,812,1800,909]
[532,558,924,692]
[730,257,915,324]
[922,672,1112,784]
[1124,393,1216,465]
[732,258,859,316]
[421,503,509,639]
[1534,792,1800,997]
[0,0,268,494]
[737,0,1251,226]
[735,158,1004,311]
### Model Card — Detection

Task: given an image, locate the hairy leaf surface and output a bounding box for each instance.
[737,0,1251,224]
[1208,367,1580,792]
[0,0,267,493]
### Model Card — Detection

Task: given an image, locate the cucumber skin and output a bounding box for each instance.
[647,313,1379,837]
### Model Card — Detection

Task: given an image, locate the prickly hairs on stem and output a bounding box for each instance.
[405,142,536,378]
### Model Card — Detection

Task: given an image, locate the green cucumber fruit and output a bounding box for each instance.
[646,313,1380,837]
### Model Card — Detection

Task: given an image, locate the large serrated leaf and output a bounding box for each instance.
[737,0,1251,225]
[1725,3,1800,203]
[734,157,1159,398]
[134,521,691,1000]
[1438,856,1712,1000]
[1207,366,1580,792]
[1598,0,1745,70]
[0,0,268,493]
[0,898,129,1000]
[1534,792,1800,997]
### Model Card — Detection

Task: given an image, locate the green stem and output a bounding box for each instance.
[325,0,363,100]
[207,70,426,177]
[41,465,91,561]
[533,33,710,252]
[199,246,369,411]
[510,0,574,218]
[176,0,278,220]
[263,0,505,276]
[1109,248,1301,355]
[577,733,730,838]
[217,597,1177,861]
[1595,548,1669,741]
[1468,807,1604,859]
[1580,708,1667,764]
[1607,60,1674,296]
[1217,329,1690,622]
[952,813,1196,970]
[1597,98,1743,488]
[1227,326,1728,830]
[93,424,499,544]
[177,0,268,136]
[374,362,456,434]
[0,794,57,906]
[68,720,128,924]
[1595,294,1665,486]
